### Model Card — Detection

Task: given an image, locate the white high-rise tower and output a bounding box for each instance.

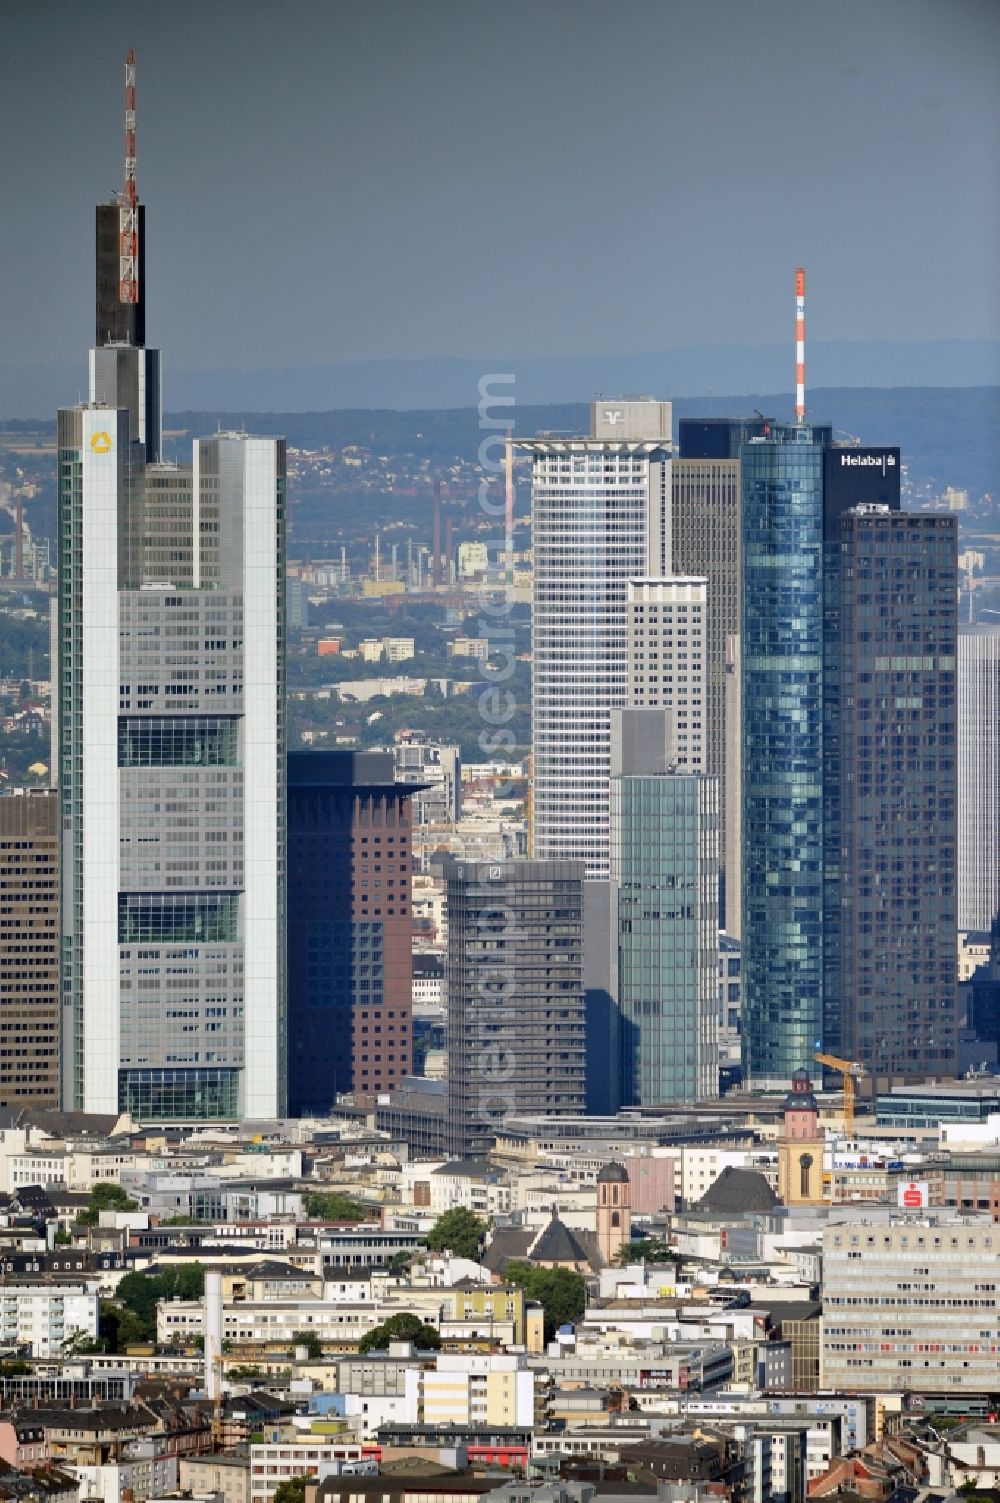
[626,576,708,770]
[518,400,671,878]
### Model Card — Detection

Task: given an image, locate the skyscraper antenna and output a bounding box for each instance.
[119,49,139,307]
[795,266,806,422]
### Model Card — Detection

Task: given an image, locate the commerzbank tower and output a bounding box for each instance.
[56,51,287,1119]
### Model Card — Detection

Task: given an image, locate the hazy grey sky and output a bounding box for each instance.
[2,0,998,372]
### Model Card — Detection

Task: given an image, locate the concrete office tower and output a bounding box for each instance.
[819,447,903,1058]
[741,422,831,1087]
[821,1221,1000,1394]
[626,578,707,770]
[958,623,1000,932]
[610,711,718,1105]
[0,790,60,1107]
[57,414,286,1119]
[444,859,585,1155]
[670,452,739,923]
[287,750,416,1113]
[395,742,461,825]
[518,399,670,878]
[830,509,958,1075]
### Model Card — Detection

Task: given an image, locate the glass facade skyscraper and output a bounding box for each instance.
[611,711,718,1105]
[740,423,957,1084]
[287,750,416,1114]
[741,423,830,1085]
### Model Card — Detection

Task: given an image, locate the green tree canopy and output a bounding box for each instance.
[616,1238,679,1266]
[77,1182,139,1227]
[103,1264,206,1350]
[426,1207,485,1261]
[358,1311,441,1354]
[503,1261,587,1342]
[273,1479,308,1503]
[303,1190,367,1222]
[291,1330,324,1359]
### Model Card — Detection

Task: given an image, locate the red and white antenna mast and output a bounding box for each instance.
[794,266,806,422]
[119,48,139,307]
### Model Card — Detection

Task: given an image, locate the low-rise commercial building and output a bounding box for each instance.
[180,1454,251,1503]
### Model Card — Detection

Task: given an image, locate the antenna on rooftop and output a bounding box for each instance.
[119,50,139,307]
[795,267,806,422]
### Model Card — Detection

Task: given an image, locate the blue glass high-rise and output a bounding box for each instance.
[741,422,831,1084]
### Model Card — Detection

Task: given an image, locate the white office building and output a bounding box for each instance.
[403,1353,535,1428]
[518,399,671,878]
[958,622,1000,932]
[627,577,708,771]
[822,1219,1000,1393]
[0,1282,100,1358]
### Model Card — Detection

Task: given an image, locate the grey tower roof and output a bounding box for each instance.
[697,1165,778,1213]
[597,1161,630,1184]
[530,1210,604,1272]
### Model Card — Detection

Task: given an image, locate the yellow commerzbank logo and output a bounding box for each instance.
[90,431,113,454]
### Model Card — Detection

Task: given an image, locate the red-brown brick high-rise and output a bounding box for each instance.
[287,751,421,1112]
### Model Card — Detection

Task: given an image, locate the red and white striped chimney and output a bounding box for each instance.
[795,267,806,422]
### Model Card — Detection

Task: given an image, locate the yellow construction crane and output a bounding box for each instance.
[814,1052,866,1134]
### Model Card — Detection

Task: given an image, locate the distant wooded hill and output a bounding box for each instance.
[160,386,997,501]
[4,385,997,506]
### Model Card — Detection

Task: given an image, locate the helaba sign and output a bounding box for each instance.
[838,451,897,472]
[823,445,901,525]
